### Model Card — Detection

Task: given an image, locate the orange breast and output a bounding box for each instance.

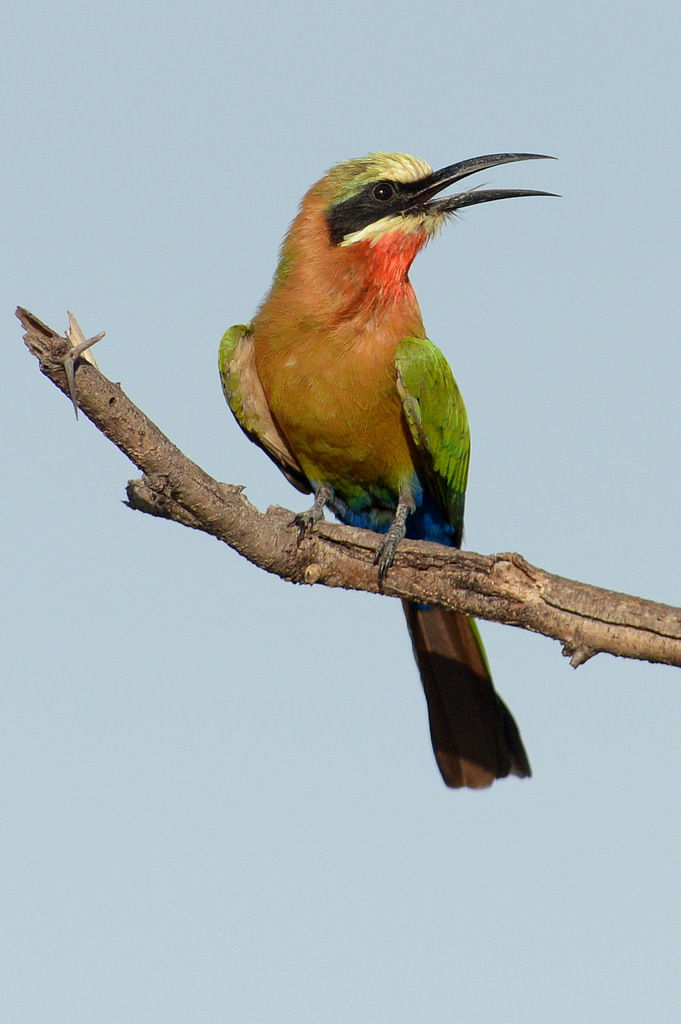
[254,314,419,494]
[251,201,427,495]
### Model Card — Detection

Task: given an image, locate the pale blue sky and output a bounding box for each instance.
[3,1,681,1021]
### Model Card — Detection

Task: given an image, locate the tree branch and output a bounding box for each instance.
[19,306,681,670]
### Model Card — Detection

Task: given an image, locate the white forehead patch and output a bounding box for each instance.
[377,154,432,183]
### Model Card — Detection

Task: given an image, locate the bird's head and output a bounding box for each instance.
[319,150,555,249]
[269,151,555,311]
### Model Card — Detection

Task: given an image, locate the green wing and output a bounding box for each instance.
[395,336,470,542]
[219,324,311,494]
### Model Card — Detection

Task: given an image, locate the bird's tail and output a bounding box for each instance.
[402,602,531,789]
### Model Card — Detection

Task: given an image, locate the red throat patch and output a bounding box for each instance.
[357,228,429,299]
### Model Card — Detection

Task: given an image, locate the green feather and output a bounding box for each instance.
[218,324,251,427]
[395,336,470,539]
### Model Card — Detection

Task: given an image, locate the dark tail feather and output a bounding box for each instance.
[402,601,531,789]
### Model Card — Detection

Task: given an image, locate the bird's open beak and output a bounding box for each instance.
[406,153,558,212]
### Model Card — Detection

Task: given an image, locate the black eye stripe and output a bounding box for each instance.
[327,180,413,245]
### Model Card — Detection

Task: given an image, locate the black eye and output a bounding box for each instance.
[372,182,395,201]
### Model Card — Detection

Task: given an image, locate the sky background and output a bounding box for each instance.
[3,1,681,1021]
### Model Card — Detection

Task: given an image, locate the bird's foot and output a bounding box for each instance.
[372,532,399,581]
[63,312,105,419]
[374,527,404,583]
[374,491,414,583]
[291,483,332,543]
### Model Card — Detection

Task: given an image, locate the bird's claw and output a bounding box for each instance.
[374,533,400,583]
[290,483,332,543]
[374,491,412,584]
[291,506,324,543]
[63,312,105,419]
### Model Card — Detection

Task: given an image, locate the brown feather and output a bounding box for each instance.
[402,602,531,788]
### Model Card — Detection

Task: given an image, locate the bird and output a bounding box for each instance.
[219,151,554,788]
